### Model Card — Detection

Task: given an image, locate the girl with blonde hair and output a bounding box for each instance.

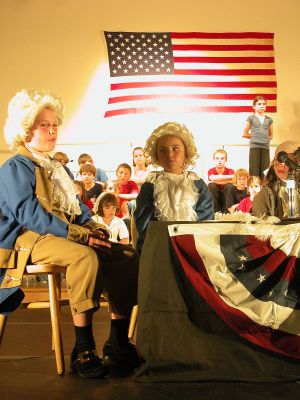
[134,121,213,253]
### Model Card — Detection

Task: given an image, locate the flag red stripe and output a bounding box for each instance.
[281,259,297,282]
[264,252,290,274]
[174,69,276,76]
[108,93,277,104]
[110,81,277,90]
[173,44,274,51]
[104,31,277,116]
[174,56,275,63]
[105,105,277,117]
[171,32,274,39]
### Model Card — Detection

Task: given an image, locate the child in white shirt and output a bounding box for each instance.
[92,192,129,245]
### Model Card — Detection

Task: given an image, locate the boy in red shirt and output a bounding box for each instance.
[115,163,139,218]
[207,149,234,213]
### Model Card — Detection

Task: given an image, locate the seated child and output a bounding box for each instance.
[237,176,262,213]
[92,193,129,244]
[134,121,214,254]
[223,168,249,213]
[207,149,234,212]
[131,147,152,188]
[76,153,108,186]
[80,163,103,203]
[105,179,118,193]
[105,179,130,218]
[115,163,139,217]
[74,180,94,213]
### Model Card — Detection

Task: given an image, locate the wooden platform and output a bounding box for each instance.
[1,307,300,399]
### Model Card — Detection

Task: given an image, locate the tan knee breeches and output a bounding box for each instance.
[30,235,101,315]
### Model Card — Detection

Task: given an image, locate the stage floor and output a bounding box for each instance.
[0,306,299,400]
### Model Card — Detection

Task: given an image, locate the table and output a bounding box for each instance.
[136,221,300,382]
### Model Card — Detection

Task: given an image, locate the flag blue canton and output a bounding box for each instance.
[104,32,174,76]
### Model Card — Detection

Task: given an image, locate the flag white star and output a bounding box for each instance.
[257,274,266,283]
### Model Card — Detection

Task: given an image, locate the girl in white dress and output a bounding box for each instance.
[93,193,129,245]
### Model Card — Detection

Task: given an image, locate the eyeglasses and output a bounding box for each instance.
[273,161,288,167]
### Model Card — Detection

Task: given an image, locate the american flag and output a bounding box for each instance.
[168,222,300,359]
[103,31,277,118]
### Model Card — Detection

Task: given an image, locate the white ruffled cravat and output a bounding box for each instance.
[152,171,199,221]
[31,151,81,217]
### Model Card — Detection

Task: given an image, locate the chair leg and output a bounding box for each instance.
[48,273,65,375]
[0,314,8,346]
[128,305,138,340]
[51,274,62,352]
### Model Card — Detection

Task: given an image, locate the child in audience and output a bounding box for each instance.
[105,179,117,193]
[115,163,139,217]
[242,96,273,180]
[104,179,130,219]
[237,176,262,213]
[131,147,152,188]
[224,168,250,213]
[76,153,108,186]
[207,149,234,212]
[53,151,74,179]
[92,193,129,244]
[74,180,94,213]
[134,121,214,254]
[80,163,103,203]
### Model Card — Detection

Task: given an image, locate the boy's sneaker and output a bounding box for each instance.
[102,341,141,370]
[70,347,108,378]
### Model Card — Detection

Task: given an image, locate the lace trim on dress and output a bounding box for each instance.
[152,171,199,221]
[32,151,81,217]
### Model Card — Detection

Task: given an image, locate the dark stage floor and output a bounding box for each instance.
[1,306,299,400]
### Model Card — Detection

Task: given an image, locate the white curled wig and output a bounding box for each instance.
[4,89,64,151]
[144,121,199,168]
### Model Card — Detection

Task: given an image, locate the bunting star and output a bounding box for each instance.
[257,274,266,284]
[238,263,246,271]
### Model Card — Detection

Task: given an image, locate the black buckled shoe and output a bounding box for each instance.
[70,348,108,378]
[102,341,141,370]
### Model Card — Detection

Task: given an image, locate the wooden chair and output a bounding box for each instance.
[0,262,138,374]
[0,263,67,375]
[129,216,138,339]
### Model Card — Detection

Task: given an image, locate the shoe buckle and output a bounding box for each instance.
[76,349,97,364]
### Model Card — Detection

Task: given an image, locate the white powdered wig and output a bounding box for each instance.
[4,89,64,151]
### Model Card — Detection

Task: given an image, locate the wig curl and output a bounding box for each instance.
[4,89,64,151]
[144,121,198,168]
